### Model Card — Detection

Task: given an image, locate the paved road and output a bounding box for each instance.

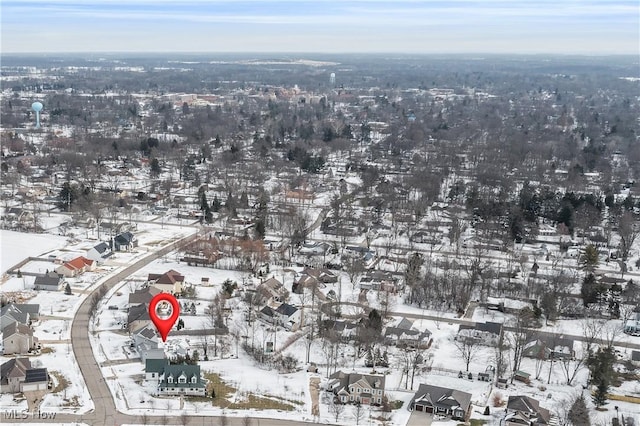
[20,232,323,425]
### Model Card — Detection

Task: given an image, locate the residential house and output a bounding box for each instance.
[85,242,112,263]
[146,360,206,397]
[33,271,64,291]
[128,286,161,307]
[128,303,151,333]
[293,267,338,293]
[113,231,136,251]
[504,395,551,426]
[358,271,400,293]
[148,270,185,295]
[457,322,503,346]
[624,312,640,335]
[256,277,289,304]
[1,358,49,393]
[1,304,39,329]
[3,322,39,355]
[258,305,277,324]
[321,319,359,342]
[409,384,472,421]
[299,242,332,256]
[132,323,164,363]
[55,256,96,278]
[328,371,385,405]
[145,358,167,382]
[274,303,300,330]
[384,318,432,348]
[523,336,575,360]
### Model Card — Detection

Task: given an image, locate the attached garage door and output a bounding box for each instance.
[415,405,424,412]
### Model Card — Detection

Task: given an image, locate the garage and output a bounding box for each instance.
[414,404,433,413]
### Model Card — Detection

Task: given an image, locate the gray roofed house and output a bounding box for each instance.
[410,384,472,421]
[274,303,300,330]
[505,395,551,426]
[12,304,40,320]
[458,321,503,346]
[523,336,575,360]
[145,358,168,382]
[1,305,29,329]
[113,231,136,251]
[34,271,64,291]
[0,357,30,393]
[128,303,151,333]
[0,304,39,329]
[128,286,161,306]
[156,362,206,396]
[328,370,386,405]
[3,322,38,355]
[86,242,113,263]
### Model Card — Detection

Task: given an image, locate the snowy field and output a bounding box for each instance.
[0,230,69,273]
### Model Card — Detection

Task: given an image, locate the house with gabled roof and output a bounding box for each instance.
[113,231,136,251]
[457,321,503,346]
[409,384,471,421]
[328,370,385,405]
[3,322,39,355]
[256,277,289,304]
[384,317,432,348]
[1,304,39,329]
[145,359,206,396]
[86,242,112,263]
[523,336,574,360]
[133,323,164,363]
[1,357,49,393]
[34,271,64,291]
[128,286,161,307]
[55,256,96,278]
[274,303,300,330]
[505,395,551,426]
[148,270,184,295]
[128,303,151,333]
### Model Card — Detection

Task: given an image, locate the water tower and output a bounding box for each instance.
[31,101,43,128]
[330,72,336,85]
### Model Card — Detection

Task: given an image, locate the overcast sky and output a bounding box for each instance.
[2,0,638,54]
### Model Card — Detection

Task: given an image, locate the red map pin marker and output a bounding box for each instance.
[149,293,180,342]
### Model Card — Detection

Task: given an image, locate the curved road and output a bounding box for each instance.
[22,233,322,425]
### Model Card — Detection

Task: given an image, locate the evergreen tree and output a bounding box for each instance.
[581,273,603,306]
[239,191,249,208]
[64,282,72,295]
[568,394,590,425]
[580,244,599,271]
[211,195,221,212]
[592,380,608,408]
[150,158,161,177]
[225,192,237,217]
[254,192,269,239]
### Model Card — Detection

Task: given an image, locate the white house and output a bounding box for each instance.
[85,242,112,263]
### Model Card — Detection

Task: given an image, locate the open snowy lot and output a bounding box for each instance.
[0,230,69,273]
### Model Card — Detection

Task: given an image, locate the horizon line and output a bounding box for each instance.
[2,51,638,57]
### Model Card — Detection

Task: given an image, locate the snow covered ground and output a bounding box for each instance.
[0,230,69,273]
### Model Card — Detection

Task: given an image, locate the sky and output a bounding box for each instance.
[1,0,639,54]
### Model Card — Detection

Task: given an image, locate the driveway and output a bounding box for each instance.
[407,410,433,426]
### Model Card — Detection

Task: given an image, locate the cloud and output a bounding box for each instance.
[1,0,638,53]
